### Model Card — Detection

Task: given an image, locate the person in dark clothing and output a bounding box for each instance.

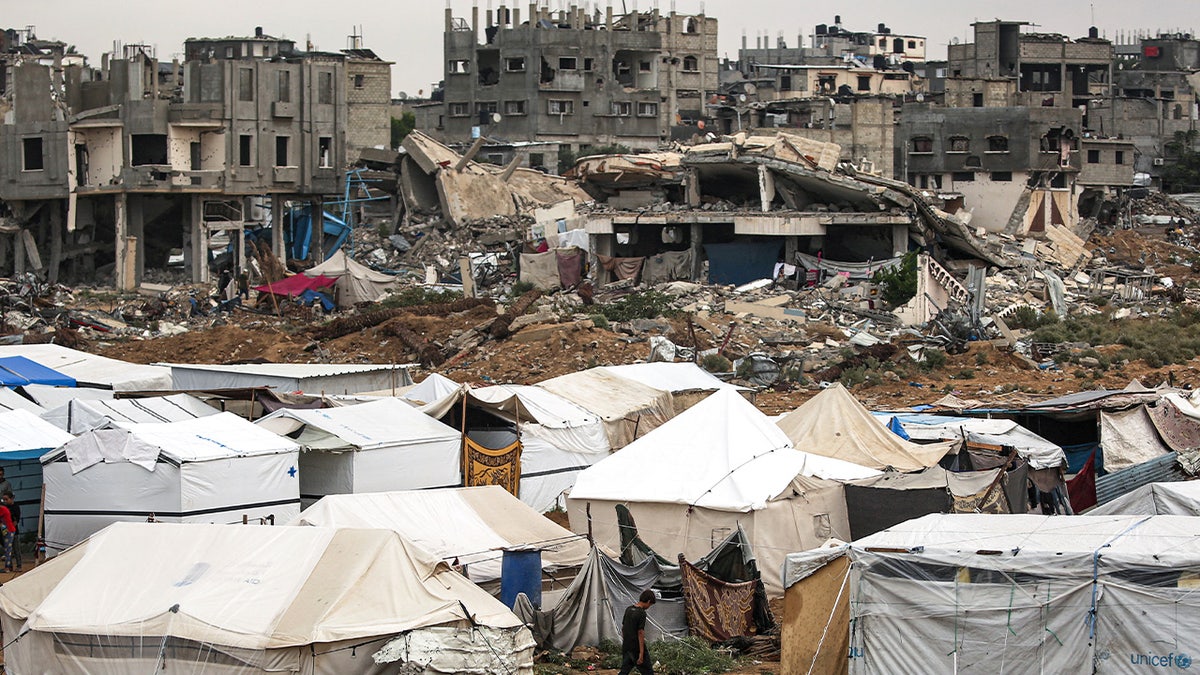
[2,492,20,571]
[618,589,656,675]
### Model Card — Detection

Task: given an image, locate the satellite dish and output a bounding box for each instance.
[739,93,748,102]
[745,83,758,96]
[491,112,502,123]
[398,91,409,100]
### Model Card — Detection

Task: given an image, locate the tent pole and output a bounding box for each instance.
[586,503,593,546]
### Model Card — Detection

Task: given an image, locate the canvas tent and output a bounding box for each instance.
[0,387,44,414]
[306,250,399,307]
[598,362,750,410]
[41,412,301,555]
[0,343,171,391]
[0,522,534,675]
[290,486,591,586]
[782,514,1200,675]
[776,384,955,472]
[1087,481,1200,515]
[567,389,879,595]
[0,409,75,534]
[162,362,414,395]
[878,412,1066,470]
[41,393,218,434]
[18,384,111,410]
[257,398,462,504]
[537,368,675,450]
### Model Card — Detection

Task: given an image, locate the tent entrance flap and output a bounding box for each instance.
[463,438,522,497]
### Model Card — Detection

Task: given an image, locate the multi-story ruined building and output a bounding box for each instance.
[343,42,393,157]
[0,27,351,288]
[437,3,718,154]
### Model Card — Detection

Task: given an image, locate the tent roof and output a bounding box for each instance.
[537,368,671,423]
[1087,481,1200,516]
[41,393,218,433]
[776,384,954,472]
[0,355,75,387]
[257,398,460,450]
[19,384,111,409]
[290,486,590,583]
[878,412,1066,469]
[160,362,413,379]
[44,412,299,468]
[597,363,751,393]
[0,409,74,459]
[252,274,337,297]
[0,344,170,391]
[569,389,878,511]
[0,388,44,415]
[849,513,1200,577]
[307,250,396,283]
[0,522,522,650]
[471,383,603,430]
[401,372,463,407]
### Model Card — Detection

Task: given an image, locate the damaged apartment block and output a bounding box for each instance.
[1,26,353,288]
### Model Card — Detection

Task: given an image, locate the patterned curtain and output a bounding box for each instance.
[462,438,522,497]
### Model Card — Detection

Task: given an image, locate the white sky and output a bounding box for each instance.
[9,0,1198,96]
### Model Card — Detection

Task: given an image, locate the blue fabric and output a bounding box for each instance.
[0,448,56,461]
[0,356,75,387]
[703,241,782,286]
[299,290,335,311]
[887,416,911,440]
[1064,443,1102,474]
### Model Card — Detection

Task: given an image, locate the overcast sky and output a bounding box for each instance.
[11,0,1199,96]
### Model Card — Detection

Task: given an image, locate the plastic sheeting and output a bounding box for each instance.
[0,523,530,675]
[0,409,73,460]
[289,487,590,585]
[519,251,561,291]
[41,393,218,434]
[777,385,956,472]
[306,251,399,307]
[0,343,171,391]
[880,413,1066,470]
[372,625,535,674]
[704,241,780,286]
[0,355,75,387]
[165,362,413,395]
[1088,481,1200,516]
[1100,406,1172,472]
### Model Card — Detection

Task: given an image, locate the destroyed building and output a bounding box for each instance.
[343,37,394,159]
[0,27,355,288]
[436,2,718,151]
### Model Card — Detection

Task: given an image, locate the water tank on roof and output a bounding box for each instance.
[815,24,827,36]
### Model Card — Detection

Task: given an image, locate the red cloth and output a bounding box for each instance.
[1066,451,1097,512]
[253,274,337,297]
[0,506,14,533]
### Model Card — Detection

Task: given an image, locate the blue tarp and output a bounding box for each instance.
[299,290,335,312]
[703,241,782,286]
[887,416,911,440]
[0,356,75,387]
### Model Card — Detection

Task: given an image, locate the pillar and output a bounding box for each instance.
[127,194,145,285]
[114,193,130,290]
[689,224,704,282]
[758,164,775,213]
[48,201,63,284]
[312,197,325,263]
[272,194,286,264]
[892,224,908,258]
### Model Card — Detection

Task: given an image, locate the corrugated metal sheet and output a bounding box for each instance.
[1095,452,1186,505]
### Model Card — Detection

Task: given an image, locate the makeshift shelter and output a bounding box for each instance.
[0,343,171,390]
[776,384,955,472]
[256,398,462,504]
[290,486,590,587]
[41,412,301,555]
[1087,481,1200,515]
[598,362,751,411]
[399,372,463,408]
[782,514,1200,675]
[41,393,218,434]
[0,409,74,534]
[567,389,879,595]
[840,466,1014,540]
[162,362,414,394]
[0,356,75,387]
[538,368,675,450]
[878,412,1066,470]
[251,273,336,298]
[0,522,534,675]
[306,250,399,307]
[18,384,111,410]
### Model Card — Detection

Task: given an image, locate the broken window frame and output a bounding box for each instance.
[504,100,527,116]
[548,99,574,115]
[611,101,632,117]
[947,136,970,153]
[1115,151,1125,165]
[238,134,253,167]
[238,68,254,102]
[448,59,471,75]
[583,58,594,72]
[856,75,872,92]
[682,55,699,72]
[130,134,169,166]
[951,171,975,183]
[986,135,1009,153]
[991,171,1013,182]
[909,137,933,154]
[558,56,578,71]
[637,102,658,117]
[505,57,526,73]
[639,60,652,73]
[21,137,44,171]
[448,102,471,117]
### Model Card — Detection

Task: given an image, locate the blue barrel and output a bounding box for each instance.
[499,548,543,609]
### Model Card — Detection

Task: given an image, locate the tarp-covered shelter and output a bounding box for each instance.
[840,466,1014,540]
[251,273,336,298]
[0,409,74,533]
[878,412,1066,470]
[163,362,414,395]
[306,250,399,307]
[538,368,675,450]
[567,389,879,595]
[257,398,462,504]
[0,344,171,391]
[289,486,590,586]
[18,384,111,410]
[0,356,75,387]
[0,522,534,675]
[777,384,955,472]
[1087,481,1200,516]
[41,413,301,555]
[598,362,750,411]
[41,393,218,434]
[782,514,1200,675]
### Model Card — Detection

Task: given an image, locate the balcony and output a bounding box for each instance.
[273,166,300,183]
[272,101,297,119]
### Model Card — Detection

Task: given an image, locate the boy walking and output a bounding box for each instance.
[618,589,657,675]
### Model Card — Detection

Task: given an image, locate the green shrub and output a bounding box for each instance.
[921,349,947,371]
[510,280,535,298]
[648,637,740,675]
[700,353,732,373]
[974,351,989,366]
[956,368,976,380]
[872,251,918,307]
[590,314,610,329]
[378,286,463,309]
[596,291,679,323]
[1007,306,1039,330]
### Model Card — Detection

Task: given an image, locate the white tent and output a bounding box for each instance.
[776,384,955,472]
[401,372,464,407]
[567,389,879,595]
[290,486,591,585]
[598,362,750,409]
[0,344,171,391]
[0,522,533,675]
[1088,481,1200,515]
[19,384,111,410]
[878,412,1066,469]
[306,249,399,307]
[41,412,300,555]
[41,393,218,434]
[0,409,75,534]
[0,388,43,414]
[161,362,415,394]
[537,368,675,449]
[783,514,1200,674]
[256,398,462,504]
